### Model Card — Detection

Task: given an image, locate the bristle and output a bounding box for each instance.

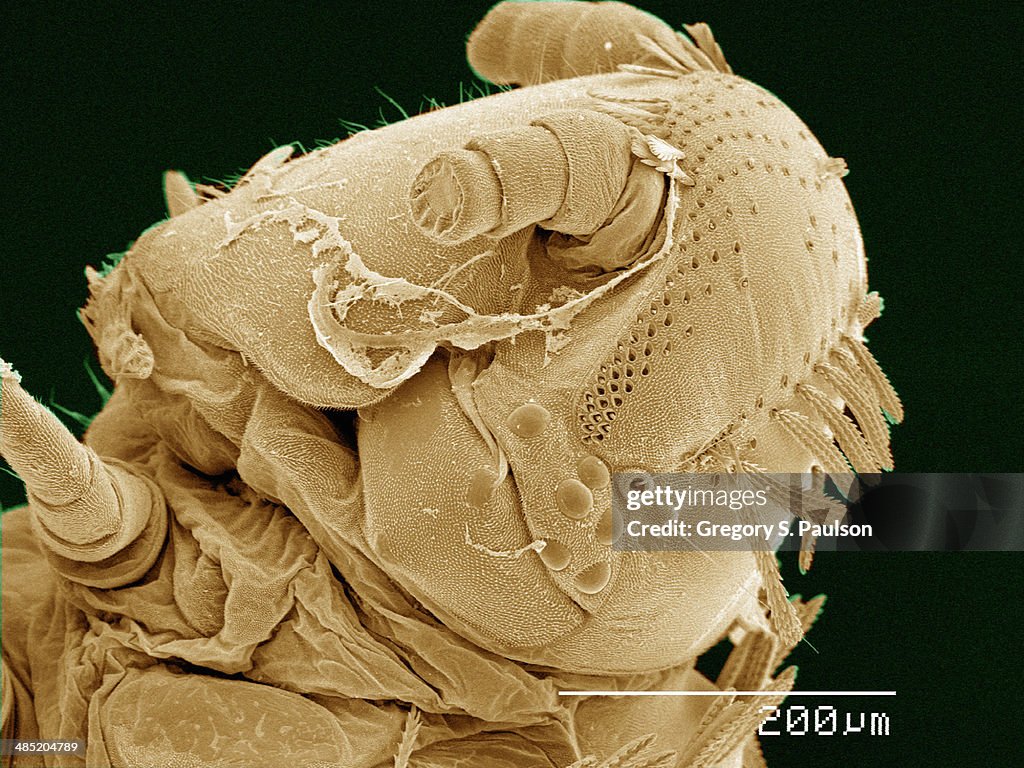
[590,92,672,114]
[604,733,657,766]
[682,23,733,74]
[602,734,676,768]
[830,347,896,465]
[754,549,803,649]
[617,63,682,79]
[798,532,816,574]
[752,468,843,532]
[796,595,827,634]
[818,156,849,180]
[771,408,850,474]
[194,182,227,200]
[772,595,826,668]
[685,702,749,768]
[393,706,421,768]
[841,334,905,423]
[591,101,665,133]
[814,360,894,470]
[692,690,737,744]
[671,26,722,73]
[796,383,881,472]
[634,33,692,73]
[717,631,778,692]
[689,670,794,768]
[857,292,883,328]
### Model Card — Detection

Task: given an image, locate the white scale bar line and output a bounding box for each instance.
[558,691,896,697]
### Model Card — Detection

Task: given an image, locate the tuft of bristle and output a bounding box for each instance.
[682,23,733,74]
[842,335,904,423]
[771,408,850,474]
[686,668,795,768]
[692,689,737,743]
[717,631,778,692]
[831,347,897,460]
[590,93,674,135]
[634,33,697,73]
[796,383,881,473]
[685,701,750,768]
[623,22,731,78]
[814,359,894,469]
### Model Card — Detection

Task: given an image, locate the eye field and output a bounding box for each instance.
[0,2,901,766]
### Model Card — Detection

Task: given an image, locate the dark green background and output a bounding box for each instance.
[1,2,1019,764]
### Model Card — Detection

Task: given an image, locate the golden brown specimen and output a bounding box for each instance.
[0,2,901,765]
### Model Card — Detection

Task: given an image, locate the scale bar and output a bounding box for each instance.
[558,691,896,697]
